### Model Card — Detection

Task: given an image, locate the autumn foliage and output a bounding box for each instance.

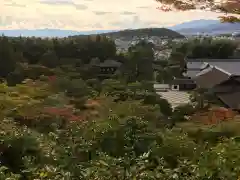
[43,107,82,121]
[156,0,240,22]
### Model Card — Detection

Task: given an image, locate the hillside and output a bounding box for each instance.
[101,28,185,39]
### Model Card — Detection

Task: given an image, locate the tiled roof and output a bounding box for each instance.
[187,58,240,62]
[207,62,240,76]
[217,92,240,109]
[184,70,201,78]
[187,61,240,76]
[195,66,213,76]
[187,62,205,70]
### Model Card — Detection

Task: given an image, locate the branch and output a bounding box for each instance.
[156,0,240,22]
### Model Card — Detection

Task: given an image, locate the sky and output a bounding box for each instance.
[1,0,223,31]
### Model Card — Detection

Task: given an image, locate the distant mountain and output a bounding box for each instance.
[170,19,240,35]
[170,19,219,30]
[0,29,115,37]
[101,28,185,39]
[0,28,184,39]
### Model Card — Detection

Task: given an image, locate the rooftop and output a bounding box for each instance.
[98,60,122,68]
[207,62,240,76]
[183,70,201,78]
[187,58,240,62]
[187,62,205,70]
[172,78,196,85]
[186,60,240,76]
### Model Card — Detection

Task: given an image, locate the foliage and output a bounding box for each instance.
[121,40,155,82]
[6,70,25,86]
[157,98,173,117]
[103,28,185,39]
[172,38,238,59]
[156,68,173,83]
[21,64,55,80]
[1,30,240,180]
[171,104,196,122]
[168,51,187,78]
[0,36,16,78]
[156,0,240,22]
[39,50,59,68]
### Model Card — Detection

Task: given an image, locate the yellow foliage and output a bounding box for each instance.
[0,81,54,118]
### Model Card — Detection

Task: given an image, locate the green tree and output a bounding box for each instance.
[168,51,186,78]
[124,40,154,82]
[0,36,16,77]
[39,50,59,68]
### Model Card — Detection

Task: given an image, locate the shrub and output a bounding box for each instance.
[6,70,25,86]
[23,64,54,80]
[86,78,102,94]
[171,104,195,122]
[101,79,126,95]
[53,77,90,98]
[157,98,173,117]
[143,92,160,105]
[141,80,154,91]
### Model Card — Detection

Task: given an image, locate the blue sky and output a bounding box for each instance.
[1,0,222,30]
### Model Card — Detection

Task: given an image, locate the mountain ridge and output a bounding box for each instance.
[0,29,116,37]
[170,19,219,30]
[1,19,239,37]
[0,28,184,38]
[170,19,240,35]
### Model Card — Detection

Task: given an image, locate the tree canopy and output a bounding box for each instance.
[156,0,240,22]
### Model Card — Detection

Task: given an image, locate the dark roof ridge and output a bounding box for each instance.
[187,58,240,62]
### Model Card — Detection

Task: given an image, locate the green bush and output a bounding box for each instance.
[101,79,126,95]
[6,70,25,86]
[53,77,90,98]
[158,98,173,117]
[143,92,160,105]
[23,64,54,80]
[171,104,195,122]
[86,78,102,94]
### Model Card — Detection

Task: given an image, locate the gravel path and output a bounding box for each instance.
[156,90,191,108]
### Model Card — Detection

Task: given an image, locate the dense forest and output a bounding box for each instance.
[0,34,240,179]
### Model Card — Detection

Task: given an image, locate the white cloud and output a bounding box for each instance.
[0,0,222,30]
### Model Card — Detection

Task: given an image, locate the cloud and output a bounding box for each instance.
[120,11,136,15]
[1,0,223,30]
[94,11,112,15]
[91,23,103,28]
[39,0,74,6]
[4,2,26,7]
[137,6,150,9]
[39,0,88,10]
[75,4,88,10]
[110,15,144,29]
[0,16,14,26]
